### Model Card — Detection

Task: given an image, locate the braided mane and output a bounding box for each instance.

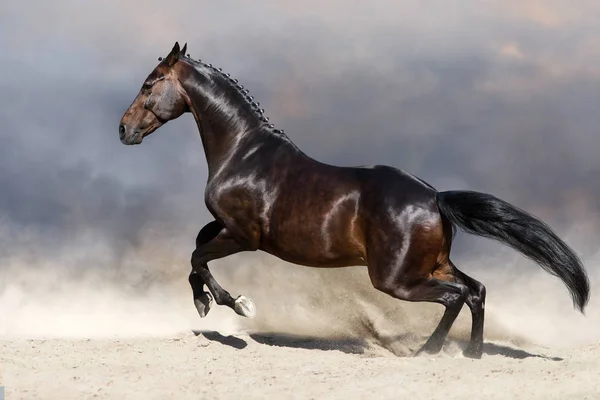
[161,54,285,136]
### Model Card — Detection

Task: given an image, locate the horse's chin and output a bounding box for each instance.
[121,137,141,145]
[120,133,144,145]
[140,124,163,141]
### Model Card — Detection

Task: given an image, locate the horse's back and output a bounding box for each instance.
[355,164,439,210]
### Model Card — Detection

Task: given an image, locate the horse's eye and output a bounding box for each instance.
[142,82,153,91]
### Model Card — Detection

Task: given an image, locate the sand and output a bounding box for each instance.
[1,251,599,399]
[2,333,600,400]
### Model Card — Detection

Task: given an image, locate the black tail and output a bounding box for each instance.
[436,190,590,312]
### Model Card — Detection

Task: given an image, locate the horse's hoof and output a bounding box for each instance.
[234,295,256,318]
[194,292,213,318]
[414,348,436,357]
[414,341,443,357]
[463,346,483,359]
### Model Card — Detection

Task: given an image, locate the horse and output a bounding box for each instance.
[118,42,590,359]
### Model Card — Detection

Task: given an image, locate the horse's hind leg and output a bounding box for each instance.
[412,278,469,356]
[432,261,486,358]
[451,264,486,358]
[369,257,469,356]
[367,212,472,356]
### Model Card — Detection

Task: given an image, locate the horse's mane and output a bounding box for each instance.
[178,54,285,136]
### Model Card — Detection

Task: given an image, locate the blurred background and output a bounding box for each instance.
[1,0,599,349]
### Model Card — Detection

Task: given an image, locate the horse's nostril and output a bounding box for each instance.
[119,124,125,139]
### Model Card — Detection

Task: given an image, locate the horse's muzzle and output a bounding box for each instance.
[118,124,142,145]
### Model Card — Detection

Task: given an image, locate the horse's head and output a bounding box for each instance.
[119,42,190,145]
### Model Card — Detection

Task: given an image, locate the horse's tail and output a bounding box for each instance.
[436,190,590,312]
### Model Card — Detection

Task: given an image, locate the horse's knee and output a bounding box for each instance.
[188,269,203,285]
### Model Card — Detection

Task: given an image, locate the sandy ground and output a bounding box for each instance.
[2,332,600,399]
[1,251,600,399]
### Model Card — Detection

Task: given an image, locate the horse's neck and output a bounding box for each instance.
[181,66,306,179]
[183,81,259,178]
[198,121,302,182]
[196,119,248,179]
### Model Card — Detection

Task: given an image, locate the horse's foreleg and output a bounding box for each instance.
[189,221,223,318]
[190,221,256,318]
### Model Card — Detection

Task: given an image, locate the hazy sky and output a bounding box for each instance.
[2,0,600,266]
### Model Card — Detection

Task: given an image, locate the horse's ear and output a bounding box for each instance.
[181,43,187,56]
[165,42,181,67]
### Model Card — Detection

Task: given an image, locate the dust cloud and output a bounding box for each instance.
[1,222,597,356]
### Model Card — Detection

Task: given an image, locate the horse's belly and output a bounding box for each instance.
[260,221,366,268]
[261,244,366,268]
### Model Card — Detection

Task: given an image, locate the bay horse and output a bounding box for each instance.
[118,42,590,359]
